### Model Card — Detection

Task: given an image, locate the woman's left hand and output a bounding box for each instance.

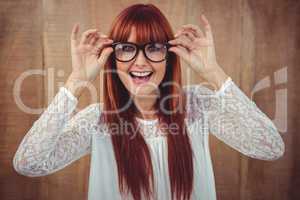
[168,14,227,84]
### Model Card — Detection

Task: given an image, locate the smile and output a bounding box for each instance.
[129,71,154,84]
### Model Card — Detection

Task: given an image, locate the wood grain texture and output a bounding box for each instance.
[0,0,44,200]
[1,0,299,199]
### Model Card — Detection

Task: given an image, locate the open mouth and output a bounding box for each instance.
[129,71,154,84]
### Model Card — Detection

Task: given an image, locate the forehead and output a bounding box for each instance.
[125,25,166,44]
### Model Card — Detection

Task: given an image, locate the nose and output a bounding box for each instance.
[134,49,147,65]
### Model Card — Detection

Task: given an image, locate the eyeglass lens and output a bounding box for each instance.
[114,43,168,62]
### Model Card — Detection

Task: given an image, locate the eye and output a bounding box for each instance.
[122,45,135,52]
[147,43,164,52]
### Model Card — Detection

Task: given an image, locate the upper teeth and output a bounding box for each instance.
[130,71,152,77]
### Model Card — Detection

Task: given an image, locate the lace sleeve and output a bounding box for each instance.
[184,77,285,161]
[13,87,102,177]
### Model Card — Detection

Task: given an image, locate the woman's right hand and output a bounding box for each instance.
[69,23,114,83]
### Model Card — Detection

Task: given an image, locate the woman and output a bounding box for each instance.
[13,3,285,200]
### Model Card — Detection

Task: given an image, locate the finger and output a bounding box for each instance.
[97,47,114,66]
[85,31,100,45]
[174,27,192,38]
[97,34,111,42]
[71,23,80,47]
[174,28,183,38]
[88,31,108,44]
[169,45,189,61]
[91,33,111,45]
[89,31,106,46]
[168,36,193,50]
[92,40,114,54]
[178,34,194,45]
[80,29,98,45]
[199,14,214,41]
[175,28,196,39]
[179,28,199,38]
[99,33,109,37]
[181,24,205,38]
[176,30,196,42]
[98,33,109,39]
[89,34,100,46]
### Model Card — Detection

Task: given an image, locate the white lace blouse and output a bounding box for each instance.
[13,77,285,200]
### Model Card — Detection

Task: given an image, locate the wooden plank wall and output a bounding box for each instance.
[1,0,299,199]
[0,0,44,199]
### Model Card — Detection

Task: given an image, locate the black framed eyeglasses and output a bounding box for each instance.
[110,42,172,63]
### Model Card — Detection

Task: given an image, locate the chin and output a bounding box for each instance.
[127,81,160,97]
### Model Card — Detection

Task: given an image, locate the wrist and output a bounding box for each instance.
[64,75,89,98]
[203,66,229,91]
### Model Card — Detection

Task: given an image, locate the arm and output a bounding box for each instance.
[13,87,101,177]
[184,77,285,161]
[169,14,284,160]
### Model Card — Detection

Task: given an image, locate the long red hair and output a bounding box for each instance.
[99,4,194,200]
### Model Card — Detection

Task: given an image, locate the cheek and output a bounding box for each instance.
[116,61,128,72]
[116,62,130,83]
[153,62,167,82]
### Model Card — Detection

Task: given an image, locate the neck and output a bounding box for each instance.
[133,95,158,120]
